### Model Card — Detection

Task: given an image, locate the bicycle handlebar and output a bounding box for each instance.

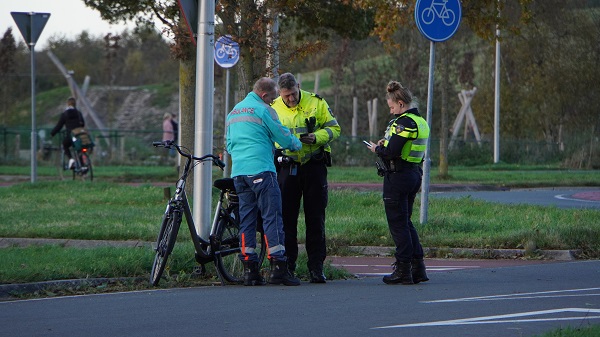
[152,140,225,170]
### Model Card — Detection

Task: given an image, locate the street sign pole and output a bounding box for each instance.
[420,41,435,224]
[192,0,215,240]
[30,31,36,183]
[11,12,50,183]
[414,0,461,224]
[214,35,240,179]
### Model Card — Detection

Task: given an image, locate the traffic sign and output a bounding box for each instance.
[177,0,198,44]
[415,0,461,42]
[11,12,51,47]
[214,35,239,68]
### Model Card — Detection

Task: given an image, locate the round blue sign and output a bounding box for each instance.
[415,0,462,42]
[214,35,240,68]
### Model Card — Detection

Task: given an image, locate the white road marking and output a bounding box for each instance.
[372,308,600,329]
[422,287,600,303]
[555,194,600,203]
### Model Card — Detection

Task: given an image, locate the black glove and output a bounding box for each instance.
[305,117,316,133]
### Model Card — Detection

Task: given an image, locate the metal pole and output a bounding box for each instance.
[193,0,215,240]
[420,41,435,224]
[30,16,37,183]
[223,68,231,178]
[493,23,501,163]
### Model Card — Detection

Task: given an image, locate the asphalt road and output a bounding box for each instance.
[1,260,599,337]
[431,187,600,209]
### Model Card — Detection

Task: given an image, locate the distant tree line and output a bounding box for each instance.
[0,24,178,125]
[1,0,598,168]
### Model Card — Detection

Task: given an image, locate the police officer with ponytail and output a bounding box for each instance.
[365,81,430,285]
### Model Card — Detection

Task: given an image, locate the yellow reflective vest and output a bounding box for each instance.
[271,90,341,164]
[383,112,430,163]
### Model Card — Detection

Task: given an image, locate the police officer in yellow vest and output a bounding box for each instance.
[271,73,341,283]
[366,81,430,285]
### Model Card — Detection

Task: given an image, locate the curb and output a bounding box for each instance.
[0,277,143,300]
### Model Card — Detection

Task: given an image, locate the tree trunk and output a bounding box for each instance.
[179,50,196,195]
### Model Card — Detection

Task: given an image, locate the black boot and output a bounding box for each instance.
[242,260,265,286]
[411,258,429,284]
[309,264,326,284]
[269,260,300,286]
[383,261,414,285]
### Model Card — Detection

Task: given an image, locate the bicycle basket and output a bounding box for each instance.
[72,128,95,151]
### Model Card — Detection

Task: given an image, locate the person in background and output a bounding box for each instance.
[50,97,85,169]
[162,113,174,142]
[226,77,303,286]
[365,80,430,285]
[162,112,175,160]
[271,73,341,283]
[170,113,179,143]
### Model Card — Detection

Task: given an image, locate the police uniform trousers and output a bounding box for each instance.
[277,158,328,272]
[383,166,425,263]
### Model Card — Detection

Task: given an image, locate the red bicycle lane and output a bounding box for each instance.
[327,256,563,278]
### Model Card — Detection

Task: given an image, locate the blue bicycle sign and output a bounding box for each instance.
[415,0,461,42]
[214,35,240,69]
[421,0,456,26]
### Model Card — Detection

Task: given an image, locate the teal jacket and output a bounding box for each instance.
[226,92,301,177]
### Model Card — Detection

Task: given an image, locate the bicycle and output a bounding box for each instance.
[44,131,94,181]
[150,140,266,286]
[59,130,94,181]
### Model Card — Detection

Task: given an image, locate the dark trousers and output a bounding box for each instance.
[62,136,73,159]
[277,159,328,271]
[383,166,424,263]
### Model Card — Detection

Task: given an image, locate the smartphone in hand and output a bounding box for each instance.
[363,140,373,148]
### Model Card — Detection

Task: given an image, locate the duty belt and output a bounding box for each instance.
[388,159,417,171]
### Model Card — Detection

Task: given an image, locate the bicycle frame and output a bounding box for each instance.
[151,140,265,285]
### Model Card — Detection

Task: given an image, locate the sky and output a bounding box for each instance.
[0,0,136,49]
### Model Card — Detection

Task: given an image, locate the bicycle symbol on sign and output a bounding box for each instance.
[421,0,456,26]
[216,41,238,60]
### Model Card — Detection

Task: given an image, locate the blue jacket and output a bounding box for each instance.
[226,92,301,177]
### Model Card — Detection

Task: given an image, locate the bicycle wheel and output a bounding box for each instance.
[214,214,266,283]
[80,152,93,181]
[150,207,182,286]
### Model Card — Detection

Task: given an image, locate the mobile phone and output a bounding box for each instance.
[362,140,373,148]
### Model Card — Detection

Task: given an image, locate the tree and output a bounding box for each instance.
[0,28,18,125]
[346,0,533,175]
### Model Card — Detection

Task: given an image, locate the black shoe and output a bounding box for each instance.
[269,260,300,286]
[411,258,429,284]
[309,269,326,283]
[242,261,265,286]
[382,261,413,285]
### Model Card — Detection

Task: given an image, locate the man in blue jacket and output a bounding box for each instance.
[226,77,302,286]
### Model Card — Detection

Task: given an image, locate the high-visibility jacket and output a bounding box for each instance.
[226,92,301,177]
[383,110,430,163]
[271,90,341,164]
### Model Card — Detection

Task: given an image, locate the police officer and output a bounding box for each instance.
[271,73,341,283]
[366,81,429,285]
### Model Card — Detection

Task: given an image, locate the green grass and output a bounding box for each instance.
[535,325,600,337]
[3,164,600,187]
[0,164,598,295]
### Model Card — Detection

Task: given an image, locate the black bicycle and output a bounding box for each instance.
[150,140,266,286]
[63,130,93,181]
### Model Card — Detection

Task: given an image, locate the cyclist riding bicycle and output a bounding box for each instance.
[50,97,85,169]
